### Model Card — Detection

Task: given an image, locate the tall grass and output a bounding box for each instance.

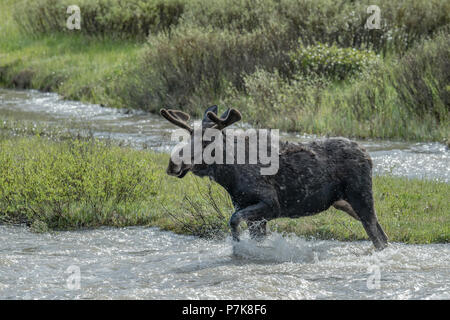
[393,32,449,121]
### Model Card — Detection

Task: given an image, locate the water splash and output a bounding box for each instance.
[1,225,448,299]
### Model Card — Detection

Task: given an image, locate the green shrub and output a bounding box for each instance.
[15,0,449,52]
[116,0,449,116]
[223,33,449,140]
[120,24,293,114]
[14,0,185,39]
[290,43,380,80]
[0,136,158,228]
[181,0,280,32]
[393,32,449,121]
[338,32,450,125]
[162,180,232,239]
[182,0,450,53]
[224,68,328,130]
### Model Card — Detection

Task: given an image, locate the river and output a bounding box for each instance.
[0,89,448,299]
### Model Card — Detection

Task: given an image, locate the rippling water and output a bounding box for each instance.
[0,88,449,300]
[1,88,448,181]
[0,225,448,299]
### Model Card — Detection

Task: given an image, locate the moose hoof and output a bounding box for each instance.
[374,242,388,251]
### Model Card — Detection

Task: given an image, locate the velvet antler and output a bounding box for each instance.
[206,108,242,130]
[160,109,193,134]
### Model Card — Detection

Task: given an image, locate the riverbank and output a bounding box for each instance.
[0,133,448,244]
[1,0,449,141]
[0,0,142,107]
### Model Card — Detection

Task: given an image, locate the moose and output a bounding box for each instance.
[160,106,388,250]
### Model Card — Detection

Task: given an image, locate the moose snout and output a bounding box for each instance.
[166,161,181,176]
[166,160,191,178]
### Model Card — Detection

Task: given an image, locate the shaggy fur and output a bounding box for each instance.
[162,106,388,250]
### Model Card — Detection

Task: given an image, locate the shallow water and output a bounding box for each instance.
[1,88,448,182]
[0,225,448,299]
[0,88,449,300]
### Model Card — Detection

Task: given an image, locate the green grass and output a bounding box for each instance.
[1,34,141,103]
[0,0,142,106]
[1,0,449,141]
[0,134,160,229]
[0,133,448,243]
[0,0,448,242]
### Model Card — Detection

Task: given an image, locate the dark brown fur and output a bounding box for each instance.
[162,106,388,250]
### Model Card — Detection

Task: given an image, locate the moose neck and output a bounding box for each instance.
[201,163,239,197]
[192,133,245,195]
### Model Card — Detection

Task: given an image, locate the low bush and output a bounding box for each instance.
[290,43,380,80]
[0,136,159,228]
[393,32,450,121]
[183,0,450,54]
[15,0,449,52]
[223,69,327,130]
[161,180,232,239]
[14,0,185,39]
[120,24,293,114]
[224,33,449,140]
[336,32,450,126]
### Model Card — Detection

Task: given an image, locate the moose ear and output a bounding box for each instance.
[203,105,218,123]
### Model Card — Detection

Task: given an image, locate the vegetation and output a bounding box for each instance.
[0,0,448,243]
[14,0,450,53]
[226,32,449,140]
[0,135,159,229]
[0,132,448,243]
[290,43,380,80]
[0,0,449,140]
[14,0,185,40]
[0,0,142,105]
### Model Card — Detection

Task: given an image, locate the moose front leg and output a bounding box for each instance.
[229,202,271,241]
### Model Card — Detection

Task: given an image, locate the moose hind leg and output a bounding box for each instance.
[346,190,388,250]
[376,221,389,243]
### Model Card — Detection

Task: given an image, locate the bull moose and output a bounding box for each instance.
[160,106,388,250]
